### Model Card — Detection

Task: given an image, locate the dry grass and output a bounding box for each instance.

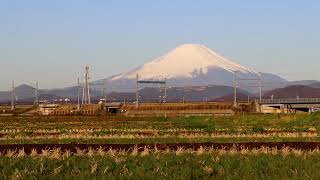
[1,146,320,159]
[123,102,234,111]
[1,131,316,141]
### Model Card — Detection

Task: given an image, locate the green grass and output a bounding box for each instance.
[1,153,320,179]
[1,114,320,178]
[0,114,319,145]
[0,113,318,131]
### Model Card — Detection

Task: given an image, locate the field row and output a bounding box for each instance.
[0,136,319,145]
[1,113,320,178]
[1,150,320,179]
[0,114,319,132]
[0,131,317,138]
[1,142,320,154]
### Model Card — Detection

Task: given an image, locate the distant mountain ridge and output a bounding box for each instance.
[2,83,320,103]
[263,85,320,99]
[0,84,251,103]
[309,82,320,88]
[287,80,320,87]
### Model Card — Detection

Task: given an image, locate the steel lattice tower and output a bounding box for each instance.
[82,66,91,104]
[11,80,15,110]
[34,81,39,105]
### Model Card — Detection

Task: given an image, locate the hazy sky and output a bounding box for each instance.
[1,0,320,90]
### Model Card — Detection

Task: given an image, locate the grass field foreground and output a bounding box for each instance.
[1,147,320,179]
[1,113,320,178]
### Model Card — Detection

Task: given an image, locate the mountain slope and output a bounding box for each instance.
[111,44,258,80]
[140,85,250,102]
[0,84,35,102]
[214,93,252,102]
[96,44,286,92]
[263,85,320,99]
[308,82,320,88]
[287,80,319,87]
[105,85,251,102]
[0,84,250,103]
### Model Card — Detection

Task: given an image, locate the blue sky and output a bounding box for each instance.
[0,0,319,90]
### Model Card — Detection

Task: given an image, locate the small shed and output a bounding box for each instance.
[107,106,119,114]
[105,102,122,115]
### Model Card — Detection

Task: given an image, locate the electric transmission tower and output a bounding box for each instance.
[34,81,39,105]
[82,66,91,104]
[77,77,81,110]
[233,72,238,107]
[233,71,263,107]
[11,80,15,110]
[136,74,167,108]
[103,87,107,104]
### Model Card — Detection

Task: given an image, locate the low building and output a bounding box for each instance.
[39,104,59,115]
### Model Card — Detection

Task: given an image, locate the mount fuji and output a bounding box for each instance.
[95,44,286,92]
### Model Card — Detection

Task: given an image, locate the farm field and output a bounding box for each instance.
[1,113,320,178]
[0,105,35,115]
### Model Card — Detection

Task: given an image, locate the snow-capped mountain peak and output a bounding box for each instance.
[112,44,258,80]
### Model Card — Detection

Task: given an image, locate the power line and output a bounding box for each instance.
[136,74,167,108]
[233,72,262,107]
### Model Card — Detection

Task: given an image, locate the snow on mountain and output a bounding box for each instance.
[95,44,286,92]
[112,44,258,80]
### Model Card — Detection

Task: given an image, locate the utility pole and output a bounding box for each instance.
[136,74,139,108]
[34,81,39,105]
[233,72,237,107]
[77,77,80,110]
[259,74,262,101]
[103,87,107,104]
[163,78,167,103]
[82,66,91,104]
[11,80,15,111]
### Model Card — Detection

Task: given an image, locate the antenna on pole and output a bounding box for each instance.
[82,66,91,104]
[11,80,15,111]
